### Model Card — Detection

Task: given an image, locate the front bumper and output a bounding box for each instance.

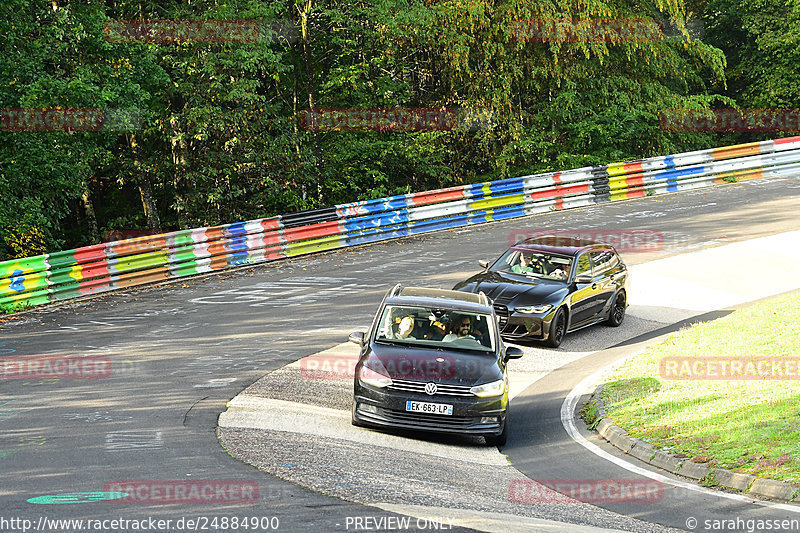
[353,383,507,436]
[495,308,557,341]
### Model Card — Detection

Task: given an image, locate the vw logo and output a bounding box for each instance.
[424,382,437,396]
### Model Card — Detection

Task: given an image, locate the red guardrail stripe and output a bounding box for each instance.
[282,220,341,243]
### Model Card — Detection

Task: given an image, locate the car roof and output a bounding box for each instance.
[511,235,612,256]
[385,285,493,312]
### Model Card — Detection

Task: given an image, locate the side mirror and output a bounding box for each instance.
[348,331,366,346]
[574,274,593,284]
[478,260,489,269]
[504,346,524,361]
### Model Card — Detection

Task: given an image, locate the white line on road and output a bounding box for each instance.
[561,368,800,513]
[562,229,800,513]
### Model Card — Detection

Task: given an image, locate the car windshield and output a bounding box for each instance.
[375,305,496,352]
[491,248,572,281]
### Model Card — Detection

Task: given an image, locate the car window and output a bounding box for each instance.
[590,250,617,275]
[376,305,495,352]
[575,254,592,277]
[491,248,573,281]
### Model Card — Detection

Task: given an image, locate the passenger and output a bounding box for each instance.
[549,263,569,280]
[393,315,417,340]
[471,319,490,346]
[424,320,447,341]
[443,316,476,342]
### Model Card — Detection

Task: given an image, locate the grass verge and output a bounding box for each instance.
[601,290,800,483]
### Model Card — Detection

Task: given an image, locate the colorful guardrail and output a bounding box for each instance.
[2,135,799,311]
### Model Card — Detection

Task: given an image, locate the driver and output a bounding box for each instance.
[512,253,541,274]
[443,315,476,342]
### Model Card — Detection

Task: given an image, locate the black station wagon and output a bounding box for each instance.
[349,285,523,446]
[453,236,629,347]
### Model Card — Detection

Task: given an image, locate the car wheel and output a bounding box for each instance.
[605,290,626,327]
[545,307,566,348]
[351,401,364,427]
[486,418,508,447]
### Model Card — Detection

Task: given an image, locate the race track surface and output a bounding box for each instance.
[2,176,799,532]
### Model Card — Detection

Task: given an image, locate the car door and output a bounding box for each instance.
[568,252,598,326]
[588,249,618,320]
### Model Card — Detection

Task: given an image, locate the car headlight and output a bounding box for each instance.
[515,304,552,314]
[470,379,506,398]
[358,363,393,388]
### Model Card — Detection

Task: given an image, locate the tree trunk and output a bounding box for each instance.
[128,133,162,232]
[170,115,189,228]
[81,180,101,244]
[293,64,307,202]
[138,177,161,232]
[297,0,323,203]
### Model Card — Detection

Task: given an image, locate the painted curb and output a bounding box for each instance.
[588,383,800,503]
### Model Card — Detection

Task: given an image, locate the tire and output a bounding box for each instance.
[545,307,566,348]
[605,290,626,327]
[486,418,508,447]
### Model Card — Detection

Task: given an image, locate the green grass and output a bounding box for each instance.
[580,398,603,429]
[601,290,800,483]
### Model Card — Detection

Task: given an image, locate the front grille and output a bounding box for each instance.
[493,304,509,330]
[502,324,529,337]
[377,408,479,429]
[388,379,474,397]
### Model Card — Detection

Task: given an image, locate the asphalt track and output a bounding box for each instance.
[217,230,800,531]
[1,176,799,532]
[507,299,800,532]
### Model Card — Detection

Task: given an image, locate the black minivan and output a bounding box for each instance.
[349,285,523,446]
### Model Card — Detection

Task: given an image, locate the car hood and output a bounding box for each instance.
[367,342,503,386]
[455,271,567,306]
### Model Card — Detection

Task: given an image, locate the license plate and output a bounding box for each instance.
[405,400,453,416]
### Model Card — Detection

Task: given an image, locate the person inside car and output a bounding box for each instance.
[549,263,569,280]
[470,317,491,346]
[443,315,476,342]
[424,320,447,341]
[393,315,417,339]
[511,253,541,275]
[385,308,417,340]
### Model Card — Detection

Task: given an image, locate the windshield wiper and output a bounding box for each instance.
[375,338,405,346]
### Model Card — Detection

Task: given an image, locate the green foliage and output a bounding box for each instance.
[580,398,603,429]
[0,0,783,259]
[696,0,800,108]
